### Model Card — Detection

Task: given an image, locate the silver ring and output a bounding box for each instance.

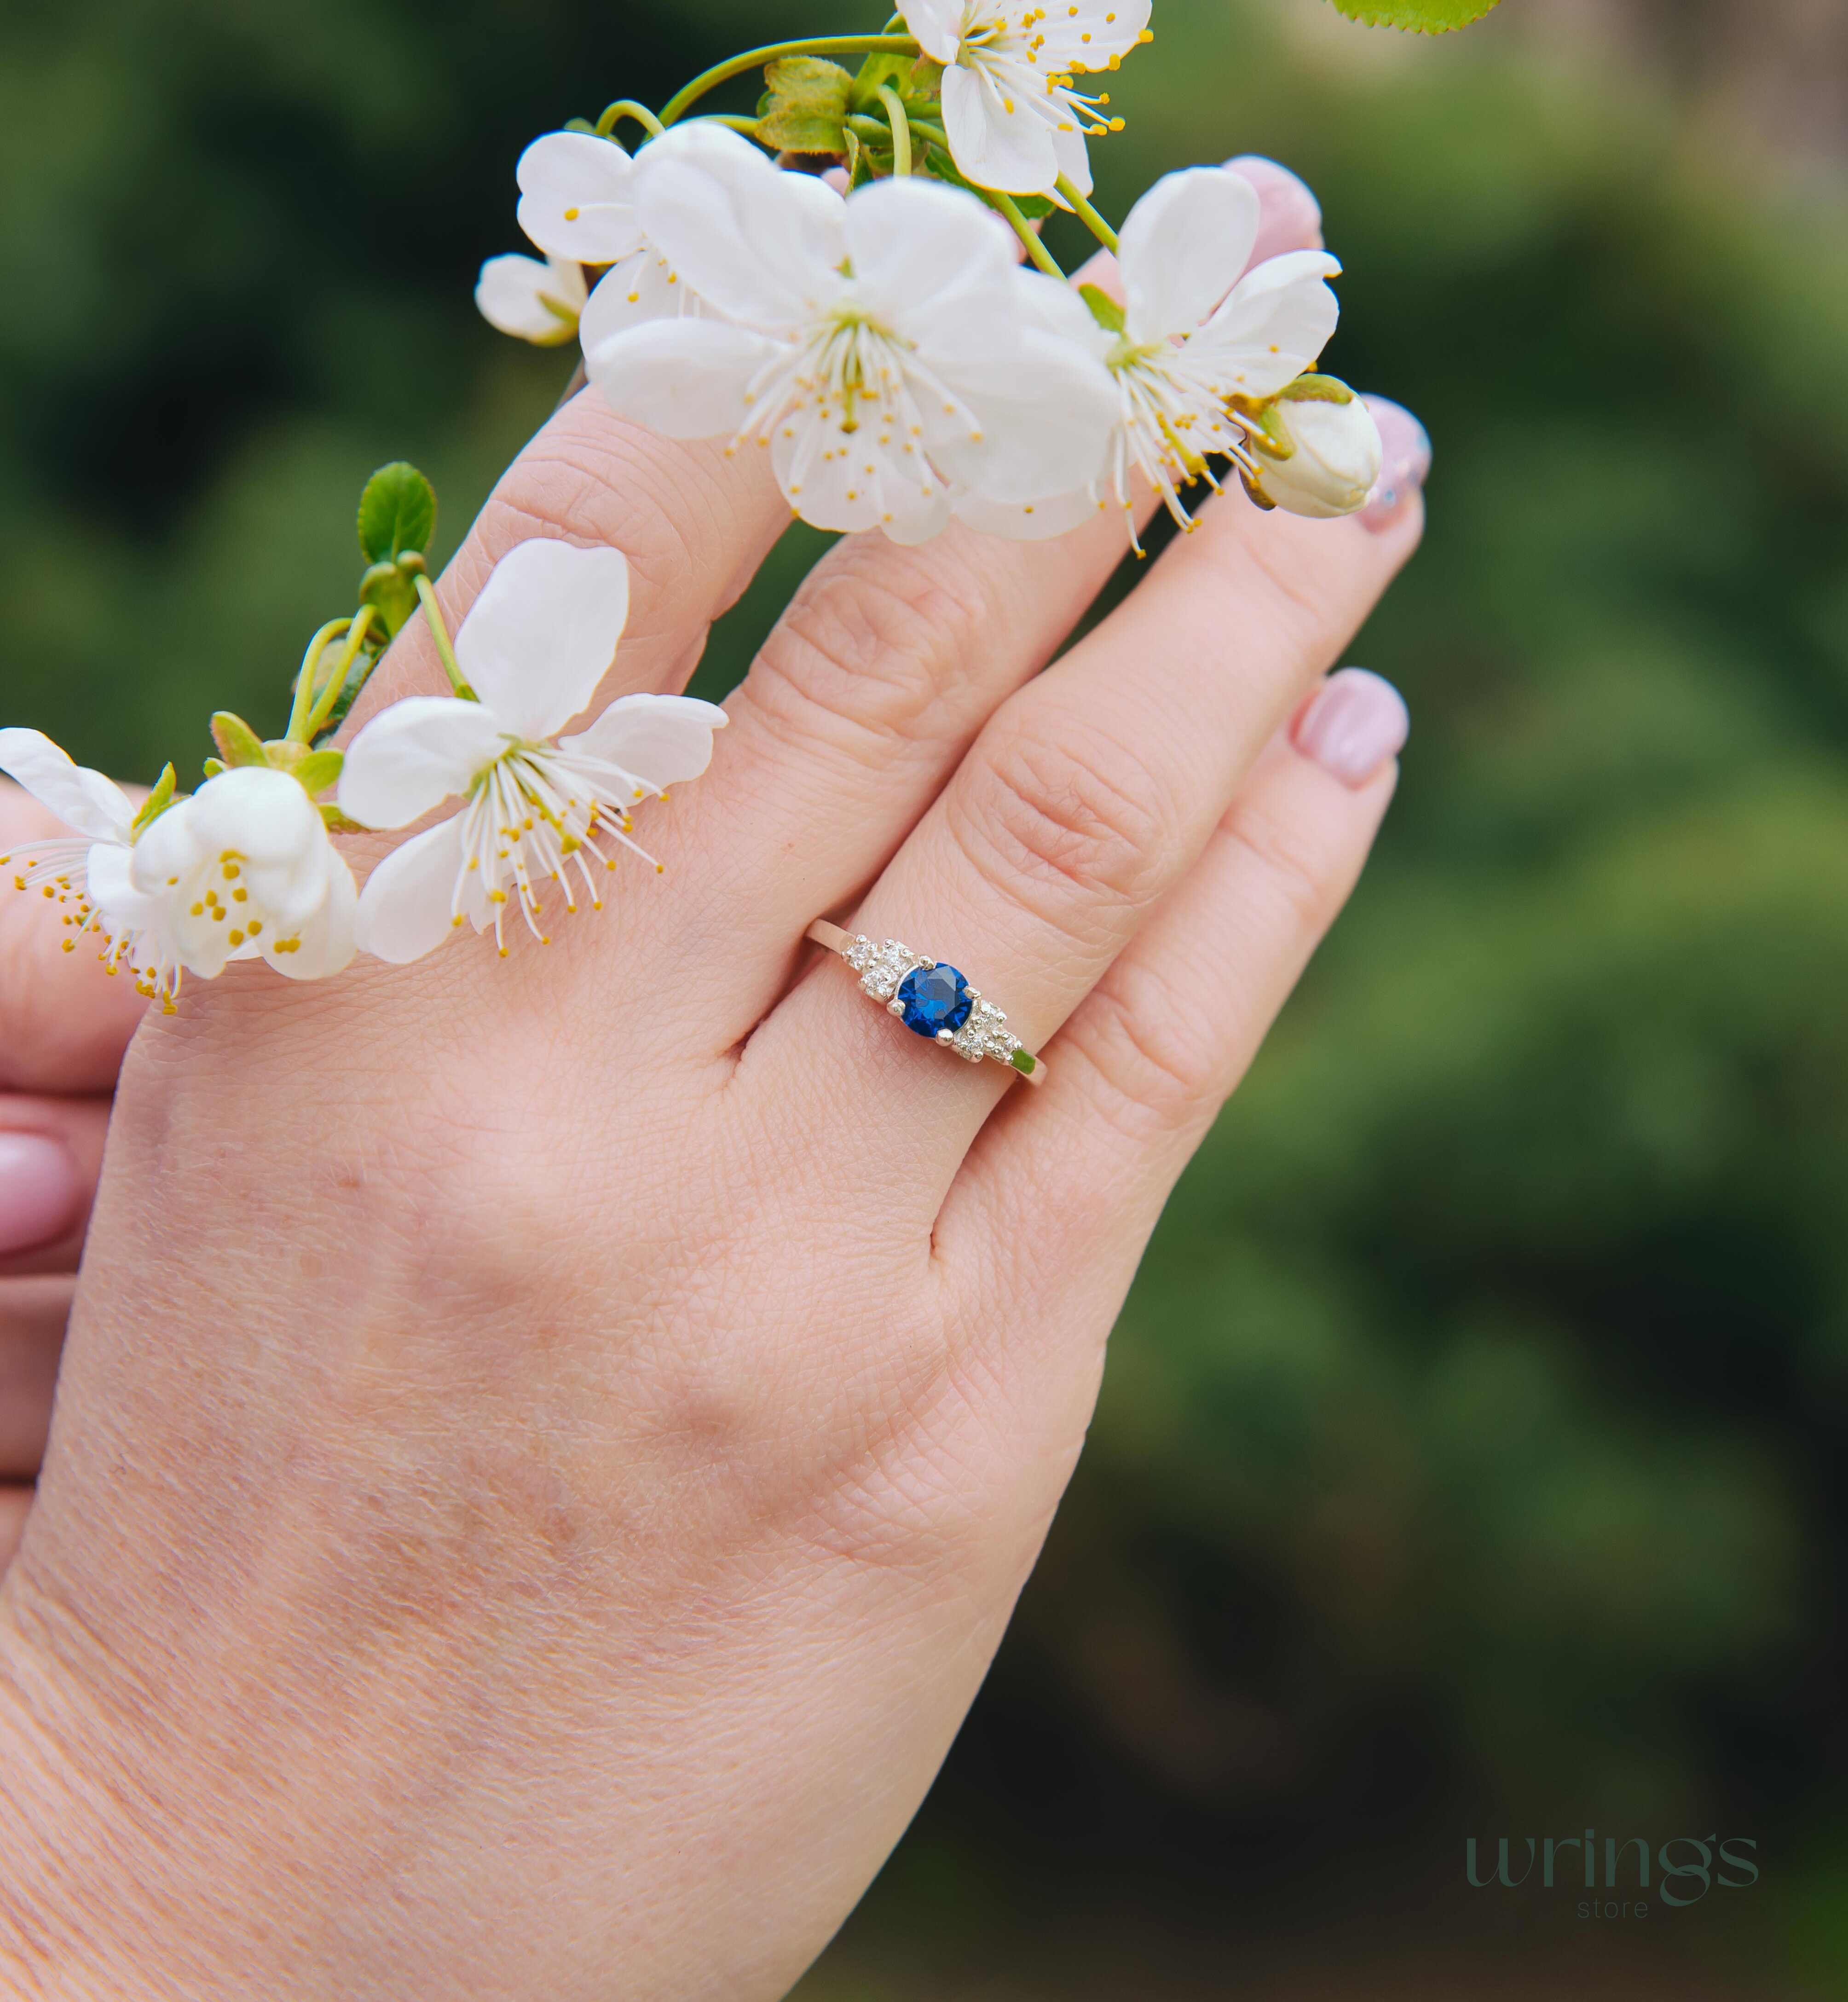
[807,920,1045,1086]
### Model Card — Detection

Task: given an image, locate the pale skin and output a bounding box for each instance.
[0,197,1421,1997]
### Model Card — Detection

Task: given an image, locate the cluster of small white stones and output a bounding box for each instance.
[838,932,1029,1074]
[949,995,1023,1069]
[843,933,925,1004]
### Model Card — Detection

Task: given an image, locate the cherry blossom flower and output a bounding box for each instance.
[1242,380,1383,519]
[956,165,1347,546]
[902,0,1151,197]
[585,127,1119,543]
[339,539,726,963]
[0,731,356,1007]
[475,253,588,347]
[493,127,719,357]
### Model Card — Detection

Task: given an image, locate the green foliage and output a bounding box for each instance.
[357,460,437,566]
[754,53,854,152]
[1325,0,1505,29]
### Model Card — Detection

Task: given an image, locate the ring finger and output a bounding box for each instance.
[753,481,1424,1199]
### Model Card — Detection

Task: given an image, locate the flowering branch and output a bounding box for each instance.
[658,35,922,128]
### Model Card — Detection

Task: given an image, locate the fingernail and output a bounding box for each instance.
[1358,395,1432,531]
[0,1132,81,1258]
[1292,669,1410,789]
[1224,155,1324,267]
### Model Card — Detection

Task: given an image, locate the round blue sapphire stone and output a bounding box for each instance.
[897,963,973,1039]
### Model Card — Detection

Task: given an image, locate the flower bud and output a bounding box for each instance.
[1242,377,1383,520]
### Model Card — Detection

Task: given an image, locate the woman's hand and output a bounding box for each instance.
[0,169,1425,2002]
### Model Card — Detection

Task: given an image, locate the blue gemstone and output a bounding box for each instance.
[897,963,973,1039]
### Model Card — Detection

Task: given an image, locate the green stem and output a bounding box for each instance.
[301,605,377,741]
[876,83,912,176]
[414,576,474,700]
[596,99,667,140]
[288,619,352,741]
[1057,176,1119,254]
[660,35,920,126]
[702,114,766,136]
[987,191,1065,281]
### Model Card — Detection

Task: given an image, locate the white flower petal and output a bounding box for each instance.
[843,177,1016,323]
[185,768,333,934]
[587,316,782,441]
[84,840,156,924]
[476,254,586,345]
[953,486,1114,541]
[1049,119,1094,203]
[454,540,633,742]
[264,851,358,981]
[772,422,951,543]
[1118,169,1259,338]
[1195,249,1343,399]
[921,275,1120,503]
[127,794,203,897]
[354,816,469,965]
[339,697,510,831]
[637,135,845,329]
[901,0,964,64]
[559,694,728,791]
[1247,393,1383,518]
[517,132,642,265]
[0,728,136,844]
[941,63,1060,197]
[1048,0,1150,67]
[578,248,693,346]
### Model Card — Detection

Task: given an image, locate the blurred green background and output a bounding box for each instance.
[5,0,1846,1991]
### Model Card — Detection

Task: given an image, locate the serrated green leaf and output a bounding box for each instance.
[1324,0,1503,29]
[755,56,853,155]
[210,712,267,769]
[357,462,437,565]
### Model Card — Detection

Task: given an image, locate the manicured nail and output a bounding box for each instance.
[0,1132,81,1258]
[1359,395,1432,531]
[1224,155,1324,268]
[1292,669,1410,789]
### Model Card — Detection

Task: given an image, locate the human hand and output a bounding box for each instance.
[0,163,1426,2001]
[0,786,147,1572]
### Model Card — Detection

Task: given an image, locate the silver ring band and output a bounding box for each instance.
[807,920,1045,1087]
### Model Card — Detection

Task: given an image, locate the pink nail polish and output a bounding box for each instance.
[0,1132,81,1258]
[1224,155,1324,268]
[1358,396,1432,531]
[1292,669,1410,789]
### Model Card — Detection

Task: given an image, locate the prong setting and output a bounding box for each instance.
[826,928,1042,1086]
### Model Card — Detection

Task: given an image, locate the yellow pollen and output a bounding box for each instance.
[564,206,581,220]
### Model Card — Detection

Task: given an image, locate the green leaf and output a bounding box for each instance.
[130,763,178,834]
[210,712,267,769]
[288,750,344,800]
[1324,0,1503,28]
[754,56,853,155]
[358,559,420,639]
[357,461,437,565]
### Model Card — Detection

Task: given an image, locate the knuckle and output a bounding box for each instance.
[1065,960,1221,1137]
[1220,790,1344,938]
[951,717,1174,932]
[741,539,994,771]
